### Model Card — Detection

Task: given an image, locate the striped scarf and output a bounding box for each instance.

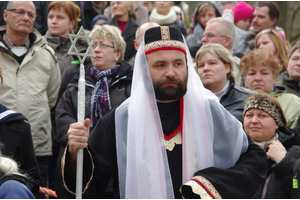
[90,65,120,129]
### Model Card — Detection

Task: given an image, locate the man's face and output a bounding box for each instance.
[146,50,188,102]
[202,22,229,49]
[4,1,36,35]
[252,6,277,34]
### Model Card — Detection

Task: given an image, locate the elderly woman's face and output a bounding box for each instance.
[197,52,230,93]
[243,108,278,142]
[287,49,300,81]
[90,37,121,71]
[244,65,276,93]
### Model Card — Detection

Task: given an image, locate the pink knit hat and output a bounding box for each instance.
[233,1,254,23]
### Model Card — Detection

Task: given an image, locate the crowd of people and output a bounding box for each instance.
[0,1,300,199]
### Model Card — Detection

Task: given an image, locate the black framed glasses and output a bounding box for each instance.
[7,8,36,21]
[92,43,114,50]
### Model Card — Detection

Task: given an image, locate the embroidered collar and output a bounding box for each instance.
[163,98,183,151]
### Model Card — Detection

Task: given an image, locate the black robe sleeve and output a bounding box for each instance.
[181,136,268,199]
[55,110,119,198]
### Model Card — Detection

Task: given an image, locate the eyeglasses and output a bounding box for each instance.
[7,8,36,21]
[201,33,227,40]
[92,43,114,50]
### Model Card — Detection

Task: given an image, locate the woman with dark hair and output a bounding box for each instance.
[243,93,300,198]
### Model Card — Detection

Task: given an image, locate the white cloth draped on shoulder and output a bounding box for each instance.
[115,31,249,199]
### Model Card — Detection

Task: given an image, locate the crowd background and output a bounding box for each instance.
[1,1,300,45]
[187,1,300,45]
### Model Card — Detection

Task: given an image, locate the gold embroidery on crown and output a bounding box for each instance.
[145,40,186,52]
[161,26,170,40]
[165,130,182,151]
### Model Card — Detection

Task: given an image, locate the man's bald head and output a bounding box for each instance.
[134,22,159,50]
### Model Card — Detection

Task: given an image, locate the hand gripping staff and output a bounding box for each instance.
[67,26,95,199]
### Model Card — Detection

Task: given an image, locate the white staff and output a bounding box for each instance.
[67,26,95,199]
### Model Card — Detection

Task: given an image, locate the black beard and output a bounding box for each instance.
[154,76,187,101]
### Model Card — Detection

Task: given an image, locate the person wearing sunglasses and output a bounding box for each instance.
[0,2,61,197]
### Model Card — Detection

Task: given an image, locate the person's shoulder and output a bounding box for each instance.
[119,61,133,74]
[233,85,257,95]
[32,29,58,56]
[0,178,35,199]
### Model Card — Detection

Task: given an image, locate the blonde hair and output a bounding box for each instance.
[127,2,136,19]
[255,28,288,71]
[89,25,126,62]
[195,43,235,80]
[207,17,236,48]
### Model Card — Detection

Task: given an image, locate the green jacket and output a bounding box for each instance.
[271,86,300,129]
[276,71,300,97]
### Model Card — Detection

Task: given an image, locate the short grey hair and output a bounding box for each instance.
[207,17,237,48]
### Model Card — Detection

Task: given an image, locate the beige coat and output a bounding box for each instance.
[0,26,61,156]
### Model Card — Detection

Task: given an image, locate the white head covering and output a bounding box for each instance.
[115,26,248,198]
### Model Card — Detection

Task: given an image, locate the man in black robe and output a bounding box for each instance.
[55,26,267,199]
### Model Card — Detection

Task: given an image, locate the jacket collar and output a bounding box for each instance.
[0,104,20,123]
